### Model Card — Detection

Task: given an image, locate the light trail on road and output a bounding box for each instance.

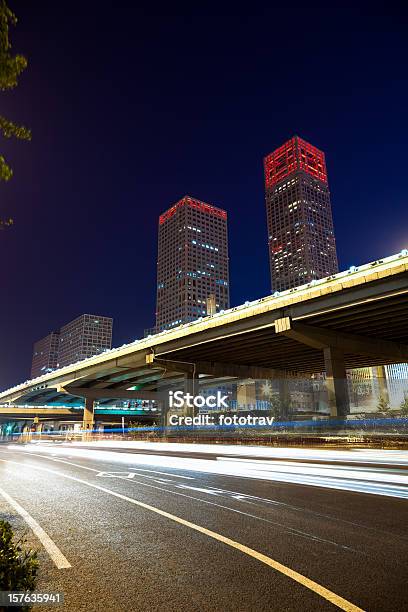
[9,442,408,499]
[68,441,408,466]
[1,443,407,611]
[0,456,364,612]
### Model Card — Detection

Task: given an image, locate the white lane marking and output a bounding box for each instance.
[0,485,71,570]
[126,472,177,483]
[128,468,194,479]
[96,471,175,485]
[176,485,224,495]
[97,471,137,479]
[0,459,363,611]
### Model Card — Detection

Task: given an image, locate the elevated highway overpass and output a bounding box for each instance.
[1,251,407,428]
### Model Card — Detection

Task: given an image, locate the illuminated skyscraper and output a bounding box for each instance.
[31,315,113,377]
[264,136,338,292]
[155,196,229,332]
[31,332,60,378]
[58,314,113,367]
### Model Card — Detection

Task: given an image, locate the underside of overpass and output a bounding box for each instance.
[153,273,408,372]
[1,252,408,426]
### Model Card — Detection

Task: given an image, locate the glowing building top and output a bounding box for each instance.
[264,135,328,189]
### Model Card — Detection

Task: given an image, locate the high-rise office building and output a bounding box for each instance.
[264,136,339,292]
[31,314,113,377]
[58,314,113,367]
[31,332,60,378]
[155,195,229,332]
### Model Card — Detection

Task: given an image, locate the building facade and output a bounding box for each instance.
[264,136,339,292]
[385,363,408,408]
[58,314,113,367]
[31,314,113,377]
[31,332,60,378]
[155,195,229,332]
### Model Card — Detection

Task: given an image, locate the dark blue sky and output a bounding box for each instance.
[1,2,407,389]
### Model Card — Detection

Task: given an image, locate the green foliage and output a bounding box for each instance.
[0,520,38,603]
[0,1,31,228]
[400,394,408,416]
[128,420,146,438]
[0,116,30,142]
[377,395,390,413]
[269,394,292,419]
[0,0,27,91]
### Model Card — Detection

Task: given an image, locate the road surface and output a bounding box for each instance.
[0,442,407,611]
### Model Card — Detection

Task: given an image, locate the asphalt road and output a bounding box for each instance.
[0,442,407,612]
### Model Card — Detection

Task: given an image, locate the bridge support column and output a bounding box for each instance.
[323,347,350,417]
[184,371,199,416]
[278,375,290,419]
[82,396,95,438]
[161,396,170,429]
[373,365,389,407]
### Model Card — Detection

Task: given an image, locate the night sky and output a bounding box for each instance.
[1,3,407,390]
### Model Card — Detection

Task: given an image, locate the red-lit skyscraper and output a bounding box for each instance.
[155,196,229,332]
[264,136,338,292]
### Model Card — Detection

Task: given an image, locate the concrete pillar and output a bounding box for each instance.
[323,347,350,417]
[278,375,290,418]
[160,397,170,428]
[82,396,95,437]
[184,371,199,416]
[373,365,389,407]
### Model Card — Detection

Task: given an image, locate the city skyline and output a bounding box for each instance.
[3,124,407,387]
[1,6,407,389]
[3,129,406,387]
[25,136,337,383]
